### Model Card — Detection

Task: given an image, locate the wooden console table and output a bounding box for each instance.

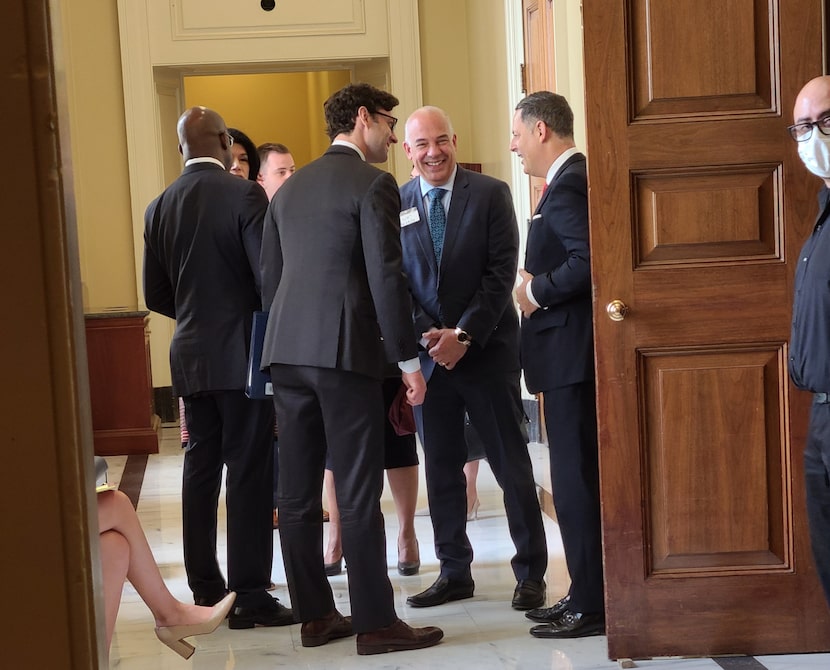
[85,310,160,456]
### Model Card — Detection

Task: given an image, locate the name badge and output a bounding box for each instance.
[400,207,420,227]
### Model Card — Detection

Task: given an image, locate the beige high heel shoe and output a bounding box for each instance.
[154,591,236,659]
[467,497,480,521]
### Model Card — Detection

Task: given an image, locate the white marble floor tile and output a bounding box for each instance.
[755,653,830,669]
[105,427,829,669]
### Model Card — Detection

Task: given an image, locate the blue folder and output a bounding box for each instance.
[245,311,273,399]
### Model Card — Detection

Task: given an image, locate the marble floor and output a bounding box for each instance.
[105,427,830,669]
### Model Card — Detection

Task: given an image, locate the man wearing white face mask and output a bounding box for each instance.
[788,74,830,611]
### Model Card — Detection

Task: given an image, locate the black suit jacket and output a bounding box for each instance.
[520,152,594,394]
[399,167,520,379]
[143,162,269,396]
[260,145,417,380]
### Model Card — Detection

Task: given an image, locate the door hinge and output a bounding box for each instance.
[520,63,527,94]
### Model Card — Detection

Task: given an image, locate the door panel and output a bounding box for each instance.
[522,0,553,209]
[583,0,830,658]
[642,346,789,573]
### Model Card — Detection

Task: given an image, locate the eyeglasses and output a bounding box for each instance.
[787,115,830,142]
[374,111,398,133]
[223,132,234,146]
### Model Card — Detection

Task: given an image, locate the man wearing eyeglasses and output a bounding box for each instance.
[788,75,830,611]
[143,107,293,627]
[259,83,443,655]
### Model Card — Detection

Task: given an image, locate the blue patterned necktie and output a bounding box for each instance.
[427,187,447,264]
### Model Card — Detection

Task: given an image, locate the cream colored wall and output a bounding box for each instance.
[553,0,587,152]
[417,0,513,184]
[466,1,513,183]
[60,0,135,313]
[417,1,472,154]
[68,0,585,391]
[183,71,351,169]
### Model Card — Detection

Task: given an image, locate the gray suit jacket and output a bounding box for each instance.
[259,145,417,380]
[143,162,269,396]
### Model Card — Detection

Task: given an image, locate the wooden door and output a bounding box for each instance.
[583,0,830,659]
[522,0,554,208]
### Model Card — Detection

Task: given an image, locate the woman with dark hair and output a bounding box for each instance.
[228,127,260,181]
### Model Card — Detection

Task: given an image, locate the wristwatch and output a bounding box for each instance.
[455,327,472,347]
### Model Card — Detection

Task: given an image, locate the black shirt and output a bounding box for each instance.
[789,186,830,392]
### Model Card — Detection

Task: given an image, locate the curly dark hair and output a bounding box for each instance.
[323,83,399,141]
[515,91,574,139]
[228,127,260,180]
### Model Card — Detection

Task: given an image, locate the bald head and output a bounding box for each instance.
[794,76,830,125]
[404,106,454,144]
[177,106,233,168]
[403,106,458,187]
[793,76,830,186]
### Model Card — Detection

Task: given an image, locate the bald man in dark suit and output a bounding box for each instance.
[143,106,292,630]
[399,106,548,613]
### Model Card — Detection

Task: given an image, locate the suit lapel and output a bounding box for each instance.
[533,152,585,217]
[402,181,440,277]
[439,168,470,274]
[533,185,552,217]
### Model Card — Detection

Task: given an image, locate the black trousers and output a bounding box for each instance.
[415,367,547,582]
[271,364,397,632]
[805,398,830,608]
[182,391,275,608]
[543,381,604,614]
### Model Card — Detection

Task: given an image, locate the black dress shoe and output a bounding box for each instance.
[228,596,295,629]
[511,579,546,610]
[406,576,475,608]
[529,610,605,638]
[525,595,570,622]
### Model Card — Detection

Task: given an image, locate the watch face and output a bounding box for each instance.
[456,329,470,343]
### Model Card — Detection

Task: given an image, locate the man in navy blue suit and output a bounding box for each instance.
[399,106,548,612]
[510,91,605,638]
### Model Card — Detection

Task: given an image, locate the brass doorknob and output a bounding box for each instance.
[606,299,629,321]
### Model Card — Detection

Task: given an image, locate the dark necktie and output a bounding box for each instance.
[427,187,447,264]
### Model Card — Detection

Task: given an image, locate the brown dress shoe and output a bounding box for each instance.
[356,618,443,655]
[300,610,353,647]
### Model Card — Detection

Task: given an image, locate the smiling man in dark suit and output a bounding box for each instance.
[259,83,443,656]
[143,106,292,629]
[510,91,605,639]
[399,106,548,612]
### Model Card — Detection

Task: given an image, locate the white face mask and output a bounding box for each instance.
[798,130,830,178]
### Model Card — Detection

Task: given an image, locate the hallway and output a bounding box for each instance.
[104,427,829,669]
